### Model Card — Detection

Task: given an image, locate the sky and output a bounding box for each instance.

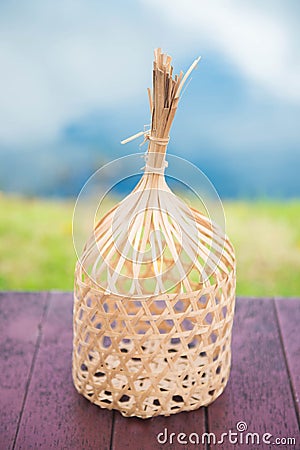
[0,0,299,198]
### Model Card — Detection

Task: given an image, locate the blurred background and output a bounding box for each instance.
[0,0,299,294]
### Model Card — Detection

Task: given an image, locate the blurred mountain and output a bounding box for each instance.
[0,1,300,199]
[1,130,299,199]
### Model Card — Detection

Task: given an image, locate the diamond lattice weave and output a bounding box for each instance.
[72,210,236,418]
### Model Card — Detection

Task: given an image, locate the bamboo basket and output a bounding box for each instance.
[72,49,236,419]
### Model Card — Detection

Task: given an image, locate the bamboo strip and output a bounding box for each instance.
[73,49,236,419]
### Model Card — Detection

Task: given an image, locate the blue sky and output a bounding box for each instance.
[0,0,299,197]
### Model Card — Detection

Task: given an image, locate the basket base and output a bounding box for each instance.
[72,262,236,419]
[72,356,231,419]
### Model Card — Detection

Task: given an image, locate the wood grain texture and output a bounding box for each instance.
[1,293,299,450]
[208,298,299,450]
[0,292,48,450]
[14,292,113,450]
[275,298,300,421]
[112,408,206,450]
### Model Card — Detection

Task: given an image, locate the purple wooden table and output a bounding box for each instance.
[0,293,299,450]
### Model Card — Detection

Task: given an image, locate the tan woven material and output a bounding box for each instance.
[72,49,236,418]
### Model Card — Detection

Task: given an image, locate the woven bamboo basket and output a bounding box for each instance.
[72,49,236,419]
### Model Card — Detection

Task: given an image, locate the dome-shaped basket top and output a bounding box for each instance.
[76,48,234,300]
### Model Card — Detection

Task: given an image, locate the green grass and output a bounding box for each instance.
[0,193,299,296]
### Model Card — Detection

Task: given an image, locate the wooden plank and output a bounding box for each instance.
[0,292,48,450]
[112,408,206,450]
[208,298,299,449]
[14,292,113,450]
[275,298,300,421]
[5,294,299,449]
